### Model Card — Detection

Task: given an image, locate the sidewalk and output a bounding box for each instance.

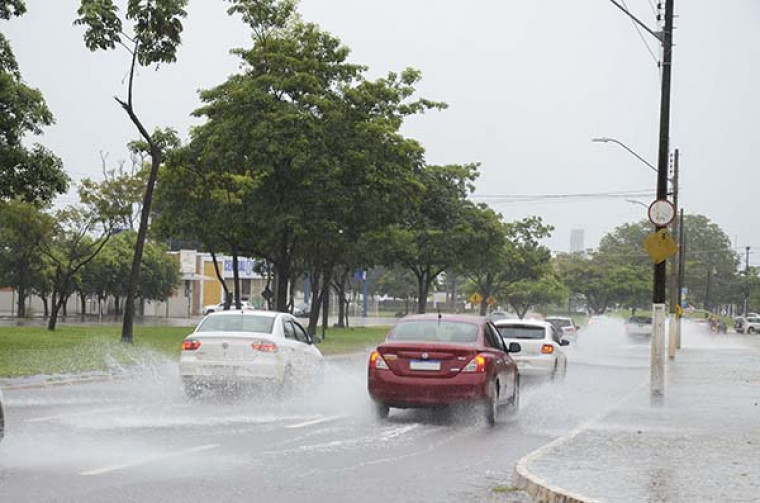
[516,322,760,502]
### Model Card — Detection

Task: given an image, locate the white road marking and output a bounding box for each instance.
[284,415,348,429]
[26,406,128,423]
[80,444,220,476]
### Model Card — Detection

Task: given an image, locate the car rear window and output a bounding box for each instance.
[197,315,275,334]
[388,321,479,344]
[629,316,652,324]
[546,318,572,328]
[496,325,546,339]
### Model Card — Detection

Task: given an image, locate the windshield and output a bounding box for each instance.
[197,315,275,334]
[496,325,546,340]
[629,316,652,324]
[388,321,479,344]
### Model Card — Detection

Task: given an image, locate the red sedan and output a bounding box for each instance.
[367,314,521,425]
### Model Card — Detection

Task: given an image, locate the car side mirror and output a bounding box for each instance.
[560,339,570,347]
[575,325,580,330]
[507,342,521,353]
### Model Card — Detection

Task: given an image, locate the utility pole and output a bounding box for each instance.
[676,209,685,349]
[744,246,751,316]
[668,149,680,359]
[651,0,675,395]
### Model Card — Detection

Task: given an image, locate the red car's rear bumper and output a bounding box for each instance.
[368,370,489,407]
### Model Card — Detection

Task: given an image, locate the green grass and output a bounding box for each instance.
[0,324,391,377]
[491,485,521,494]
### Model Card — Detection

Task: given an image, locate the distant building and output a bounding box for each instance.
[570,229,585,253]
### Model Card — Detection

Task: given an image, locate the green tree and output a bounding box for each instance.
[75,0,188,343]
[0,199,53,316]
[1,4,69,205]
[503,274,567,319]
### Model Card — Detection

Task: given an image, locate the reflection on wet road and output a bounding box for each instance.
[0,316,649,502]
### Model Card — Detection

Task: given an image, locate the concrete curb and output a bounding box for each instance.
[511,382,647,503]
[512,428,601,503]
[3,375,123,391]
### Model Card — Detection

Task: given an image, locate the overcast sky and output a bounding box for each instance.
[5,1,759,259]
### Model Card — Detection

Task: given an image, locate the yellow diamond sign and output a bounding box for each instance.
[643,229,679,264]
[469,293,483,305]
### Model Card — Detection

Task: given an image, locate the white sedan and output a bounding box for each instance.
[180,311,323,397]
[202,301,253,315]
[493,319,569,379]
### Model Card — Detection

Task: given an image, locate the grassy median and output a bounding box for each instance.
[0,325,390,377]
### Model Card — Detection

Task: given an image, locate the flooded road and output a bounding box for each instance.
[0,316,650,502]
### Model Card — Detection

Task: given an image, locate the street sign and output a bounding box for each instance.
[643,229,678,264]
[469,293,483,305]
[648,199,676,227]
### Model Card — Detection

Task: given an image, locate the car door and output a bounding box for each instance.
[280,317,307,373]
[484,322,513,404]
[290,319,323,363]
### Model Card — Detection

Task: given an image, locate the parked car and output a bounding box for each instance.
[180,311,323,397]
[544,316,580,343]
[293,303,311,318]
[202,301,253,315]
[625,316,652,337]
[493,319,569,379]
[367,314,520,425]
[738,316,760,334]
[0,387,5,442]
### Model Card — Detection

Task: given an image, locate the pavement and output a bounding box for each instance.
[514,319,760,502]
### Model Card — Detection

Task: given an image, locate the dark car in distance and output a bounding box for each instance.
[367,314,521,425]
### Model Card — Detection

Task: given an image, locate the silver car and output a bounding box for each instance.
[626,316,652,336]
[493,319,569,379]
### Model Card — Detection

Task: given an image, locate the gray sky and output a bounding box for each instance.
[5,1,759,258]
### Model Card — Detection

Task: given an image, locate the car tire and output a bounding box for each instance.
[183,379,201,400]
[484,381,499,426]
[550,361,560,382]
[749,327,756,334]
[506,376,520,416]
[373,401,390,420]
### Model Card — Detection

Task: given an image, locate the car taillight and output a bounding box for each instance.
[462,354,486,373]
[252,340,278,353]
[369,350,389,370]
[182,339,201,351]
[541,344,554,354]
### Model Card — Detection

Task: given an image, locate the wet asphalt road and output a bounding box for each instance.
[0,317,650,502]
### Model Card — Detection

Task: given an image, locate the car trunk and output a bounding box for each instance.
[190,332,273,362]
[377,343,478,378]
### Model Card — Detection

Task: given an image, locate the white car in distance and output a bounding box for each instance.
[180,311,323,397]
[493,319,569,379]
[202,301,253,315]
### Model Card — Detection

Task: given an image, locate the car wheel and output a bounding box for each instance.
[484,381,499,426]
[550,361,559,382]
[183,379,201,400]
[749,327,756,334]
[506,376,520,416]
[373,401,390,420]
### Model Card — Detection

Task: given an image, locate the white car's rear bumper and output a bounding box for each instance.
[513,355,556,376]
[180,358,285,384]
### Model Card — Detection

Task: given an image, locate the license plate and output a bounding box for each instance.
[409,360,441,371]
[210,365,234,376]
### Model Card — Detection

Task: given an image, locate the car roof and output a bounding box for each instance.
[492,318,551,328]
[206,310,281,318]
[398,313,487,324]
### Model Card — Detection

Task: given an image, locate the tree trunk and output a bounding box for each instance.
[16,281,26,318]
[114,295,120,315]
[62,295,68,317]
[80,293,87,320]
[416,272,427,314]
[479,299,488,316]
[121,148,162,344]
[232,247,241,309]
[209,248,231,306]
[41,294,49,318]
[321,280,330,341]
[307,271,321,337]
[275,262,290,312]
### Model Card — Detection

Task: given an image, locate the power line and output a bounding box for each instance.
[621,0,660,66]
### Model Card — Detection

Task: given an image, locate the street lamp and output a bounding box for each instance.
[625,199,648,209]
[592,137,657,173]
